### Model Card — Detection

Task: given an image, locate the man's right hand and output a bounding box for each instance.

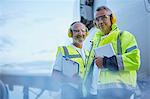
[95,57,103,68]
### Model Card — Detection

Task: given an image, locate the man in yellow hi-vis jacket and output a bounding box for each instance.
[52,21,92,99]
[87,6,141,99]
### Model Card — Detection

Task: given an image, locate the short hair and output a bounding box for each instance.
[96,6,112,15]
[70,21,81,27]
[70,21,86,30]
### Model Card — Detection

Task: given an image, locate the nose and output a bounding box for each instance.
[98,19,104,24]
[78,30,82,35]
[97,20,104,28]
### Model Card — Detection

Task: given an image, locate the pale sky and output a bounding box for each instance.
[0,0,79,64]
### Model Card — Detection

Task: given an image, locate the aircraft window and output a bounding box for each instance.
[80,0,94,30]
[85,0,94,6]
[144,0,150,12]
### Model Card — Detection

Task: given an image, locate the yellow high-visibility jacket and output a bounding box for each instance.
[56,45,89,79]
[91,24,141,90]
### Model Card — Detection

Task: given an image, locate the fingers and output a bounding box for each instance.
[95,57,103,68]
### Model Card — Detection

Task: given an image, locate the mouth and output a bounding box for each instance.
[75,35,85,42]
[76,35,82,38]
[99,24,105,28]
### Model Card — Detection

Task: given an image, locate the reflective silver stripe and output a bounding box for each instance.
[117,31,124,70]
[68,55,81,58]
[116,55,124,70]
[97,83,135,91]
[62,46,81,58]
[117,31,123,55]
[125,45,137,53]
[84,50,88,58]
[63,46,69,57]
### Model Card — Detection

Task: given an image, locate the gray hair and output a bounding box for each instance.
[96,6,112,15]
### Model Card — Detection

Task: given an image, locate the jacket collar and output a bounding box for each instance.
[111,23,118,31]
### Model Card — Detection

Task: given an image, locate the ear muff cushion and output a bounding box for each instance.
[68,28,72,38]
[111,13,116,24]
[86,28,89,36]
[86,32,88,36]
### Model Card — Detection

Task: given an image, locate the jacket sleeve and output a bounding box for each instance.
[53,46,64,71]
[103,32,141,71]
[116,32,141,71]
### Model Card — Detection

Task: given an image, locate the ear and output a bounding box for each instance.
[111,13,116,24]
[68,28,73,38]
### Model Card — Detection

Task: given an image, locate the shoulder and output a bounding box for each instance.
[121,31,134,37]
[56,45,70,55]
[57,45,72,50]
[92,30,103,47]
[56,45,75,54]
[120,31,138,47]
[121,31,136,40]
[56,46,63,56]
[57,46,63,51]
[92,30,103,40]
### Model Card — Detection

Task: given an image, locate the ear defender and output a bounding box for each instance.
[110,13,116,24]
[86,30,89,36]
[68,28,73,38]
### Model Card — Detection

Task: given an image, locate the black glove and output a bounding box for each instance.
[103,55,119,71]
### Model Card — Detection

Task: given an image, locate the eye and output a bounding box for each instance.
[95,15,109,22]
[72,29,86,32]
[72,30,80,32]
[81,29,86,32]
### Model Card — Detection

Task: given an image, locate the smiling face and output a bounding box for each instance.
[71,22,87,45]
[95,9,112,35]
